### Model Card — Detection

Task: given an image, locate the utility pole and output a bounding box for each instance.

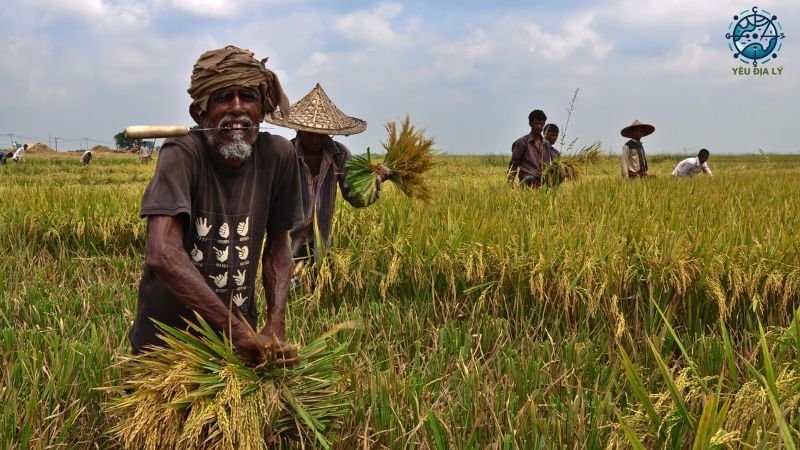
[9,133,13,149]
[54,137,60,152]
[84,138,89,151]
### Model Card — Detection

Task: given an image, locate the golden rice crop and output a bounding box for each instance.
[540,141,602,187]
[104,317,352,450]
[346,115,435,203]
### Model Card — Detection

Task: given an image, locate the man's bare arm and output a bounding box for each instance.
[261,230,292,341]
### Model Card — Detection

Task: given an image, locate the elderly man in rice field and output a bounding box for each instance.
[128,45,303,363]
[507,109,559,188]
[266,83,390,263]
[620,119,655,179]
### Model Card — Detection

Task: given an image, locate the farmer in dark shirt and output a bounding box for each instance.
[129,45,303,363]
[508,109,559,188]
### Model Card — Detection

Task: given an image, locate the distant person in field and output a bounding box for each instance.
[265,83,390,262]
[620,120,654,179]
[81,150,93,165]
[543,123,561,157]
[140,143,154,164]
[672,149,712,178]
[128,45,303,364]
[508,109,559,188]
[12,144,27,163]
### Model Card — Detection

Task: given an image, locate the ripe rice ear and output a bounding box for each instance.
[540,141,602,187]
[104,316,352,450]
[345,115,435,204]
[381,115,435,201]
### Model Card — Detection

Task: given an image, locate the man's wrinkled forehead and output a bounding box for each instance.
[208,85,263,103]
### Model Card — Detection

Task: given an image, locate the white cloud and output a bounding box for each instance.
[164,0,239,18]
[297,51,330,77]
[527,12,613,61]
[653,34,728,73]
[334,3,403,45]
[610,0,798,26]
[29,0,150,27]
[45,0,106,18]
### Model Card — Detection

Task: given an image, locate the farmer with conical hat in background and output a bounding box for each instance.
[266,83,390,262]
[620,119,655,179]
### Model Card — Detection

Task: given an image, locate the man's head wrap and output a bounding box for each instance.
[187,45,290,122]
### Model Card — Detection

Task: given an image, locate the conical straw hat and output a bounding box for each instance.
[265,83,366,136]
[620,119,655,138]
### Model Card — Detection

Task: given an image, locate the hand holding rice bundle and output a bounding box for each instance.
[540,141,602,187]
[346,115,436,204]
[105,317,354,450]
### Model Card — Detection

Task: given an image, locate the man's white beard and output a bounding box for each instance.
[204,114,254,162]
[217,134,252,161]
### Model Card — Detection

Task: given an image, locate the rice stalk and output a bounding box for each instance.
[104,316,352,450]
[540,141,602,187]
[345,146,381,205]
[345,115,435,203]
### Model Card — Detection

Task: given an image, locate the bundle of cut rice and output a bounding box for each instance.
[104,317,352,450]
[540,141,602,187]
[346,115,435,204]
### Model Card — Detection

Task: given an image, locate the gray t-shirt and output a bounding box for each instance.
[129,131,303,353]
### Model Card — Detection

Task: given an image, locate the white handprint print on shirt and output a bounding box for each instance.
[235,245,249,260]
[219,223,230,239]
[195,217,212,237]
[209,272,228,288]
[233,269,246,287]
[213,246,229,263]
[236,217,249,237]
[190,243,204,262]
[232,293,247,307]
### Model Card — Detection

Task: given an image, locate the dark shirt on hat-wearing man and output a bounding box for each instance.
[290,135,377,259]
[621,139,648,178]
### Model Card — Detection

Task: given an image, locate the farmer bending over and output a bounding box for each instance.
[672,149,713,178]
[128,45,303,363]
[266,83,389,262]
[12,144,27,163]
[81,150,92,165]
[507,109,558,188]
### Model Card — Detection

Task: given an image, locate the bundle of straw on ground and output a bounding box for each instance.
[104,317,351,450]
[540,141,602,187]
[346,115,435,204]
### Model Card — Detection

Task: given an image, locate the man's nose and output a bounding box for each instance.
[229,93,246,111]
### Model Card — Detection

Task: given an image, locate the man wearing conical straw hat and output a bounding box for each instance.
[620,119,655,179]
[266,83,390,262]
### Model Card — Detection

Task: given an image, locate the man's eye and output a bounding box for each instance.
[240,89,260,101]
[211,90,233,103]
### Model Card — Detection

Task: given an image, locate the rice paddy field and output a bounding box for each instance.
[2,151,800,449]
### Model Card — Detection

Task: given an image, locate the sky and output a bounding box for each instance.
[0,0,797,155]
